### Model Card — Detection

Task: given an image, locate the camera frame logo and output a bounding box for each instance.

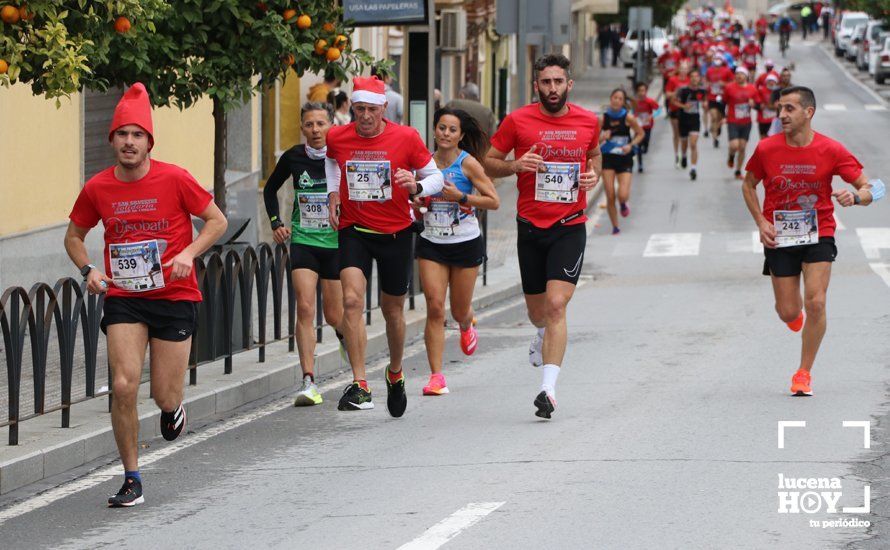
[776,420,872,530]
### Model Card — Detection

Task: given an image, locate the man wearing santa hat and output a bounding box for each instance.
[325,75,444,417]
[64,83,228,507]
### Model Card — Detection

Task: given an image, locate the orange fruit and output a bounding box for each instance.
[326,47,341,62]
[334,34,348,49]
[114,16,131,33]
[1,5,20,24]
[296,14,311,30]
[285,54,295,66]
[322,22,335,33]
[256,2,268,12]
[0,59,8,74]
[282,8,296,22]
[18,4,31,21]
[314,39,328,55]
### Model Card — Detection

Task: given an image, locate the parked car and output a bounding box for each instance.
[875,35,890,84]
[870,31,890,75]
[835,11,869,57]
[619,27,670,67]
[848,22,867,61]
[860,22,886,73]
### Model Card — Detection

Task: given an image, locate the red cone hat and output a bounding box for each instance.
[108,83,154,147]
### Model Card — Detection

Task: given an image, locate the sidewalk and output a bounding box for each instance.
[0,77,620,496]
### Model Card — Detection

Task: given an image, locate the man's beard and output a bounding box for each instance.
[538,89,568,113]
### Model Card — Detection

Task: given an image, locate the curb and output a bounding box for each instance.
[0,186,604,496]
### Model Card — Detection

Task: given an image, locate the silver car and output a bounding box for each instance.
[856,21,883,70]
[875,36,890,84]
[848,22,867,61]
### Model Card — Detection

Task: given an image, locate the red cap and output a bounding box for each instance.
[108,83,154,147]
[351,76,387,105]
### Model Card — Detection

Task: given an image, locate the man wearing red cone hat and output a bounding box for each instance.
[64,83,228,507]
[325,75,444,417]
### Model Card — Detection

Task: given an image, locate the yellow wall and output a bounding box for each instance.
[280,69,302,149]
[151,98,214,190]
[0,84,81,236]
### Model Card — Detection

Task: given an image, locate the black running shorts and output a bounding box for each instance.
[517,219,586,295]
[727,123,752,142]
[290,242,339,280]
[762,237,837,277]
[758,122,771,138]
[339,225,413,296]
[416,235,486,268]
[679,114,701,138]
[602,153,634,174]
[101,297,198,342]
[708,100,726,114]
[668,109,680,120]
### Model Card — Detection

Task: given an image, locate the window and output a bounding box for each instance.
[83,88,123,183]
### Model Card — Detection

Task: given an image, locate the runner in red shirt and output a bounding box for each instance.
[756,73,781,138]
[658,46,682,80]
[485,54,600,419]
[325,76,444,416]
[723,67,759,179]
[754,58,778,88]
[665,62,691,168]
[755,15,769,49]
[740,39,761,72]
[632,81,660,173]
[741,85,881,396]
[64,83,228,507]
[706,56,734,147]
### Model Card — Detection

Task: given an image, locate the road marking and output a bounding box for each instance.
[834,211,846,230]
[777,420,806,449]
[856,228,890,259]
[0,297,525,525]
[823,104,847,111]
[865,104,888,111]
[752,231,764,253]
[643,233,701,257]
[868,262,890,287]
[396,502,505,550]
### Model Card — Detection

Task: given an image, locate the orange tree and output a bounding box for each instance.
[0,0,388,213]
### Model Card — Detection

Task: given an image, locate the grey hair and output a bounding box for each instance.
[301,101,334,123]
[459,82,480,101]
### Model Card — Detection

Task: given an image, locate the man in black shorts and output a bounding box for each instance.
[64,84,227,507]
[485,54,600,418]
[326,76,444,416]
[674,70,707,180]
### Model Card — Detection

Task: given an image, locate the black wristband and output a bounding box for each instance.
[270,218,284,230]
[459,192,469,205]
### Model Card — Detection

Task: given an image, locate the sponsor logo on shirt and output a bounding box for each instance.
[112,199,158,215]
[107,217,171,239]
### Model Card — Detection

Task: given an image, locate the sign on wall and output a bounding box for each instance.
[341,1,429,26]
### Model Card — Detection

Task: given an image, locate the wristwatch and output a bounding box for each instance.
[270,216,284,230]
[80,264,96,279]
[411,182,424,198]
[459,192,469,205]
[854,193,862,205]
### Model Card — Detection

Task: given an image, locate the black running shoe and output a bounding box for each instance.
[713,138,719,148]
[386,370,407,418]
[637,165,644,173]
[338,382,374,411]
[108,476,144,508]
[690,168,697,181]
[534,391,556,419]
[160,403,186,441]
[704,129,710,137]
[681,156,688,169]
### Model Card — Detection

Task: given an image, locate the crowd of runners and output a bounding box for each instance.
[63,10,884,507]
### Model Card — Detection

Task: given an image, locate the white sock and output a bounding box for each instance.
[536,326,545,338]
[691,164,697,170]
[541,364,560,397]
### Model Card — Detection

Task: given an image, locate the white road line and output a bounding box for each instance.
[0,297,525,525]
[865,104,888,111]
[752,231,764,254]
[834,211,846,230]
[396,502,505,550]
[868,263,890,287]
[856,228,890,260]
[643,233,701,257]
[823,104,847,111]
[819,45,889,106]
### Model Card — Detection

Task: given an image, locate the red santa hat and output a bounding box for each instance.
[108,83,154,148]
[351,76,387,105]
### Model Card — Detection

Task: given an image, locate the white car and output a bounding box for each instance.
[866,27,888,74]
[875,35,890,84]
[619,27,670,67]
[835,12,869,57]
[847,22,867,61]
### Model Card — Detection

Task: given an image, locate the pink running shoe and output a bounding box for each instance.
[460,324,478,355]
[423,373,449,396]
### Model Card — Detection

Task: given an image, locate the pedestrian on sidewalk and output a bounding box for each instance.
[597,25,613,69]
[64,83,228,507]
[415,108,499,396]
[610,23,622,67]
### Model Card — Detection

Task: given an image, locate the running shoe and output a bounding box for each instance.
[620,203,630,217]
[337,382,374,410]
[160,403,186,442]
[108,476,144,508]
[294,378,323,406]
[713,137,719,148]
[674,156,681,169]
[690,168,697,181]
[727,156,734,169]
[786,310,805,332]
[681,156,688,169]
[734,170,743,180]
[534,391,557,419]
[790,369,813,396]
[528,330,544,367]
[704,129,710,137]
[422,373,449,396]
[611,226,621,235]
[335,330,348,363]
[386,369,407,417]
[637,165,644,173]
[460,324,478,355]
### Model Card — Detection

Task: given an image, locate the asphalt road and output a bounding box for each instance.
[1,36,889,549]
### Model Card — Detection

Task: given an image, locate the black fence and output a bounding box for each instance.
[1,218,489,446]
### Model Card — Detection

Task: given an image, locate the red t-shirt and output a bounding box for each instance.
[490,103,599,229]
[756,18,769,35]
[705,65,734,101]
[741,43,761,68]
[326,121,432,233]
[755,70,779,89]
[746,133,863,238]
[658,51,681,76]
[665,75,690,112]
[724,82,759,124]
[634,96,660,129]
[756,86,778,123]
[68,160,213,301]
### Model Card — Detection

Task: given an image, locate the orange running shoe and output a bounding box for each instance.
[786,310,805,332]
[460,324,478,356]
[422,373,449,396]
[790,369,812,396]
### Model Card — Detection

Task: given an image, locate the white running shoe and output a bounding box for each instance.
[528,330,543,368]
[294,378,323,406]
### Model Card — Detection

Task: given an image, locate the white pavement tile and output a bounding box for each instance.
[823,104,848,111]
[865,104,888,111]
[856,227,890,260]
